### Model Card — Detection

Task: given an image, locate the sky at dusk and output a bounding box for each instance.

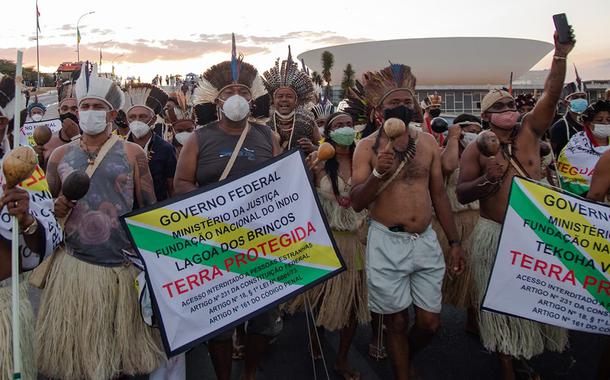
[1,0,608,83]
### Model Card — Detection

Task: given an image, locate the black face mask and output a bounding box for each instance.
[429,108,442,118]
[59,112,79,125]
[383,105,413,125]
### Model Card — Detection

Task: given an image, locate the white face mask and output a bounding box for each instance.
[220,95,250,122]
[174,131,192,146]
[592,123,610,139]
[31,114,43,122]
[129,120,152,139]
[461,132,478,147]
[408,122,422,133]
[79,110,109,135]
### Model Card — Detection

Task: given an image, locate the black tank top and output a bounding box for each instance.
[195,121,274,187]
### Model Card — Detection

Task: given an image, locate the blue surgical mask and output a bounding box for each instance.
[569,98,588,114]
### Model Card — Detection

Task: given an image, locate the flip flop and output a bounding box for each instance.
[232,344,245,360]
[368,343,387,361]
[334,366,361,380]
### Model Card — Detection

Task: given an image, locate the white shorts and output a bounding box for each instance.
[366,220,445,314]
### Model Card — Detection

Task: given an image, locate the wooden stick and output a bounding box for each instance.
[11,50,23,380]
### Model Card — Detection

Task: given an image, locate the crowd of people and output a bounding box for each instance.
[0,25,609,380]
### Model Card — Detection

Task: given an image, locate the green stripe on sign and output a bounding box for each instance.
[126,223,331,286]
[511,182,610,312]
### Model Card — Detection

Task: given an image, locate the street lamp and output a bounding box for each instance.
[111,54,125,79]
[76,11,95,61]
[99,40,112,71]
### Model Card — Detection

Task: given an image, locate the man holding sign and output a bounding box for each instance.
[457,30,575,379]
[174,38,282,380]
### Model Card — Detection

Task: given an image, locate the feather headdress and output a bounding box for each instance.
[0,74,26,122]
[166,91,194,124]
[421,93,442,109]
[57,68,80,105]
[262,46,314,105]
[75,62,124,110]
[192,33,266,105]
[343,63,418,130]
[122,83,169,116]
[310,101,335,120]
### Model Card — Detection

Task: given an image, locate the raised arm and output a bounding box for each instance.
[441,124,461,177]
[525,31,575,137]
[173,132,200,195]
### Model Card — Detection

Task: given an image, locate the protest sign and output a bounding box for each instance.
[20,118,62,146]
[482,177,610,335]
[121,149,345,355]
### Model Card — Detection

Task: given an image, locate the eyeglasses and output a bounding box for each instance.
[488,100,516,113]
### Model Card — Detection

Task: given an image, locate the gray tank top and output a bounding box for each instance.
[196,121,274,187]
[58,140,135,267]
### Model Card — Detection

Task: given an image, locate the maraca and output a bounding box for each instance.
[2,146,38,188]
[540,141,551,157]
[383,118,406,150]
[33,124,53,147]
[62,171,90,201]
[430,117,449,134]
[476,130,501,158]
[312,142,336,166]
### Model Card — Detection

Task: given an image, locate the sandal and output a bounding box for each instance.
[232,344,245,360]
[368,343,387,361]
[514,359,541,380]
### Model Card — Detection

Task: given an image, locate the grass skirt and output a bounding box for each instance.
[0,276,35,380]
[432,209,479,309]
[286,231,370,330]
[36,249,164,380]
[470,217,568,359]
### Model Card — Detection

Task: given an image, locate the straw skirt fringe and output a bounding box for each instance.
[470,217,568,359]
[36,249,164,380]
[0,277,35,380]
[287,231,370,330]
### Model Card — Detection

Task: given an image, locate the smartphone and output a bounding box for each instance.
[553,13,572,44]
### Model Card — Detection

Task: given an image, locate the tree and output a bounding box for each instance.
[340,63,355,99]
[321,51,334,101]
[0,59,53,87]
[310,71,323,87]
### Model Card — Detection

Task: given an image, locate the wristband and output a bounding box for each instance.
[372,168,385,179]
[553,55,567,61]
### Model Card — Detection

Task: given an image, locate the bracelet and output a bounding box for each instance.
[477,173,501,187]
[553,55,567,61]
[21,217,39,236]
[372,168,385,179]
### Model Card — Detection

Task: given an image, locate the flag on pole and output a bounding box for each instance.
[77,27,81,44]
[508,71,513,95]
[574,64,582,89]
[36,0,41,33]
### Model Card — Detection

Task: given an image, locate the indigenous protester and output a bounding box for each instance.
[38,64,164,380]
[123,83,177,202]
[310,100,335,135]
[550,80,588,155]
[164,91,196,158]
[26,99,46,122]
[42,79,81,164]
[175,37,282,380]
[0,73,61,380]
[436,113,482,332]
[263,48,320,153]
[557,100,610,196]
[302,111,369,379]
[348,63,465,380]
[113,109,131,139]
[515,93,537,117]
[456,31,574,380]
[421,93,444,144]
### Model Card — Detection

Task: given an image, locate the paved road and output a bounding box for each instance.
[30,88,607,380]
